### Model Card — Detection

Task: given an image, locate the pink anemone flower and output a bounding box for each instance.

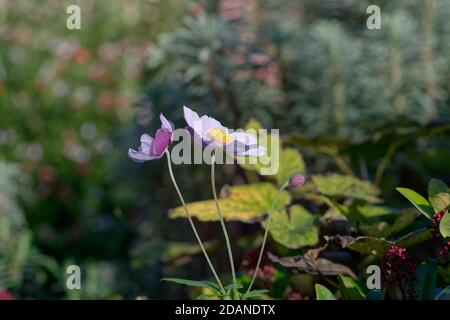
[128,114,174,162]
[183,106,265,157]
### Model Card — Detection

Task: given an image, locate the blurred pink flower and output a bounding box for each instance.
[0,290,14,300]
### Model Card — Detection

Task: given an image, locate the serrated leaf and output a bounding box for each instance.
[313,174,381,203]
[396,187,435,219]
[162,278,222,294]
[315,284,336,300]
[359,210,417,238]
[439,211,450,238]
[264,205,318,249]
[414,260,437,300]
[169,183,291,222]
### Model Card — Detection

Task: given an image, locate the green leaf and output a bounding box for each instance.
[313,174,381,203]
[435,286,450,300]
[431,193,450,213]
[396,187,435,220]
[428,178,449,199]
[244,289,270,299]
[439,210,450,238]
[264,205,319,249]
[161,278,222,294]
[275,148,305,187]
[338,236,392,256]
[224,283,243,291]
[196,294,221,300]
[359,210,417,238]
[131,240,213,266]
[330,203,395,227]
[437,265,450,284]
[414,260,437,300]
[315,284,336,300]
[397,228,433,248]
[237,121,281,179]
[169,183,291,222]
[428,178,450,212]
[237,120,305,186]
[338,275,367,300]
[353,205,395,222]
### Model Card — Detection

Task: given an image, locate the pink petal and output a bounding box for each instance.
[160,113,174,131]
[153,129,172,156]
[140,134,154,154]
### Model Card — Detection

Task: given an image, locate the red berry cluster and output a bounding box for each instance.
[381,245,417,299]
[432,207,450,256]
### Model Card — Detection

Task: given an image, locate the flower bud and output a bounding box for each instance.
[288,174,305,187]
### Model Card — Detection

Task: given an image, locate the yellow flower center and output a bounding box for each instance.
[208,128,234,145]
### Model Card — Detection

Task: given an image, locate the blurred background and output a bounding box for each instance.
[0,0,449,299]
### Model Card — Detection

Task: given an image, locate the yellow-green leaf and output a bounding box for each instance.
[431,193,450,213]
[263,205,318,249]
[315,284,336,300]
[428,178,450,212]
[313,174,381,203]
[237,120,305,186]
[275,148,305,187]
[439,210,450,238]
[169,183,291,222]
[237,131,280,178]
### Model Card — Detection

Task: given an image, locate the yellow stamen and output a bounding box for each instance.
[208,128,234,145]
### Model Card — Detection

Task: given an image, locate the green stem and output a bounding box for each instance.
[244,182,289,299]
[211,154,237,299]
[165,150,224,293]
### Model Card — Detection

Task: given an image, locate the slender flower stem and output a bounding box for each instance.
[244,182,289,299]
[165,150,224,293]
[211,154,238,299]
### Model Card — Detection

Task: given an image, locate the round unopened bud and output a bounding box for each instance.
[288,174,305,187]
